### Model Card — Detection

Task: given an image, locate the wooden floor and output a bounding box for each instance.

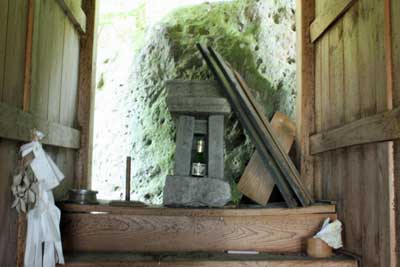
[59,252,358,267]
[60,203,336,253]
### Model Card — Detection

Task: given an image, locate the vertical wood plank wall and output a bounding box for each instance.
[309,0,397,266]
[391,0,400,264]
[0,0,82,265]
[0,1,29,266]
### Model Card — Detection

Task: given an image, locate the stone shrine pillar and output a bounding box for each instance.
[163,80,232,207]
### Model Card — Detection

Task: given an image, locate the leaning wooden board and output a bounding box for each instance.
[238,112,296,205]
[198,44,313,207]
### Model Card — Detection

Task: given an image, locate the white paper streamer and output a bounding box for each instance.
[22,131,65,267]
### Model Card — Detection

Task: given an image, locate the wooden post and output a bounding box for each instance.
[76,0,98,188]
[208,115,224,179]
[174,115,195,176]
[22,0,34,112]
[126,156,131,201]
[295,0,315,195]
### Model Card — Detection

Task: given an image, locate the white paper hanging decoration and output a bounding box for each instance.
[15,130,65,267]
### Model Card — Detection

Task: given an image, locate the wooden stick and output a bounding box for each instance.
[126,156,131,201]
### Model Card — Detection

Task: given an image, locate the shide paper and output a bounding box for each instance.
[12,130,65,267]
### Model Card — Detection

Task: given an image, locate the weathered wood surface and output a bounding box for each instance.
[296,0,315,194]
[312,0,395,266]
[310,107,400,154]
[310,0,358,42]
[61,206,335,253]
[58,203,335,216]
[167,97,231,115]
[391,0,400,264]
[208,115,224,179]
[23,0,35,112]
[200,45,313,207]
[59,252,357,267]
[238,112,296,205]
[199,45,297,207]
[0,140,19,267]
[194,119,207,135]
[56,0,86,34]
[166,80,224,98]
[0,102,80,149]
[1,0,28,108]
[174,116,195,176]
[166,80,231,115]
[76,0,97,188]
[0,3,29,265]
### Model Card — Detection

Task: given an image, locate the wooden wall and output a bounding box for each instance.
[0,0,85,265]
[298,0,399,266]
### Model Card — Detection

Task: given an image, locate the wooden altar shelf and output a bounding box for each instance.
[60,203,336,254]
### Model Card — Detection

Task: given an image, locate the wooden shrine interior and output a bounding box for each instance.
[0,0,399,266]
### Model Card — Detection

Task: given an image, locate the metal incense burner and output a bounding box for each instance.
[67,189,99,205]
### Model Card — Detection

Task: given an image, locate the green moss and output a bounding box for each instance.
[160,0,276,116]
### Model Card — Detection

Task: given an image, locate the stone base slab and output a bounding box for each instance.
[163,175,231,208]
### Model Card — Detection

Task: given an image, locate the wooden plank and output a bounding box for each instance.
[198,45,298,208]
[238,112,295,205]
[58,203,336,217]
[166,80,224,98]
[61,211,336,253]
[59,252,358,267]
[0,140,19,267]
[314,36,323,199]
[60,20,79,127]
[2,0,28,107]
[23,0,34,112]
[392,0,400,264]
[166,97,231,115]
[30,0,51,119]
[208,46,313,206]
[342,2,362,255]
[56,0,86,34]
[310,107,400,154]
[310,0,358,42]
[0,0,9,99]
[76,0,97,187]
[174,116,195,176]
[0,102,80,149]
[208,115,224,179]
[47,4,66,123]
[296,0,315,195]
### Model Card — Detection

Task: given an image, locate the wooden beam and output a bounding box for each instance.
[310,108,400,154]
[61,206,336,253]
[310,0,358,43]
[60,252,358,267]
[76,0,97,188]
[0,102,80,149]
[58,203,336,216]
[296,0,315,194]
[56,0,86,34]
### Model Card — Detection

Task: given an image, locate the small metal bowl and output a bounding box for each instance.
[67,189,99,205]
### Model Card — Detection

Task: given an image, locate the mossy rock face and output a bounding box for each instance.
[93,0,296,205]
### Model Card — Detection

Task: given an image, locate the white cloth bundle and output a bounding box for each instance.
[21,132,65,267]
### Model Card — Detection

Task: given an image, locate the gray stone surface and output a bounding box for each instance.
[163,176,232,207]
